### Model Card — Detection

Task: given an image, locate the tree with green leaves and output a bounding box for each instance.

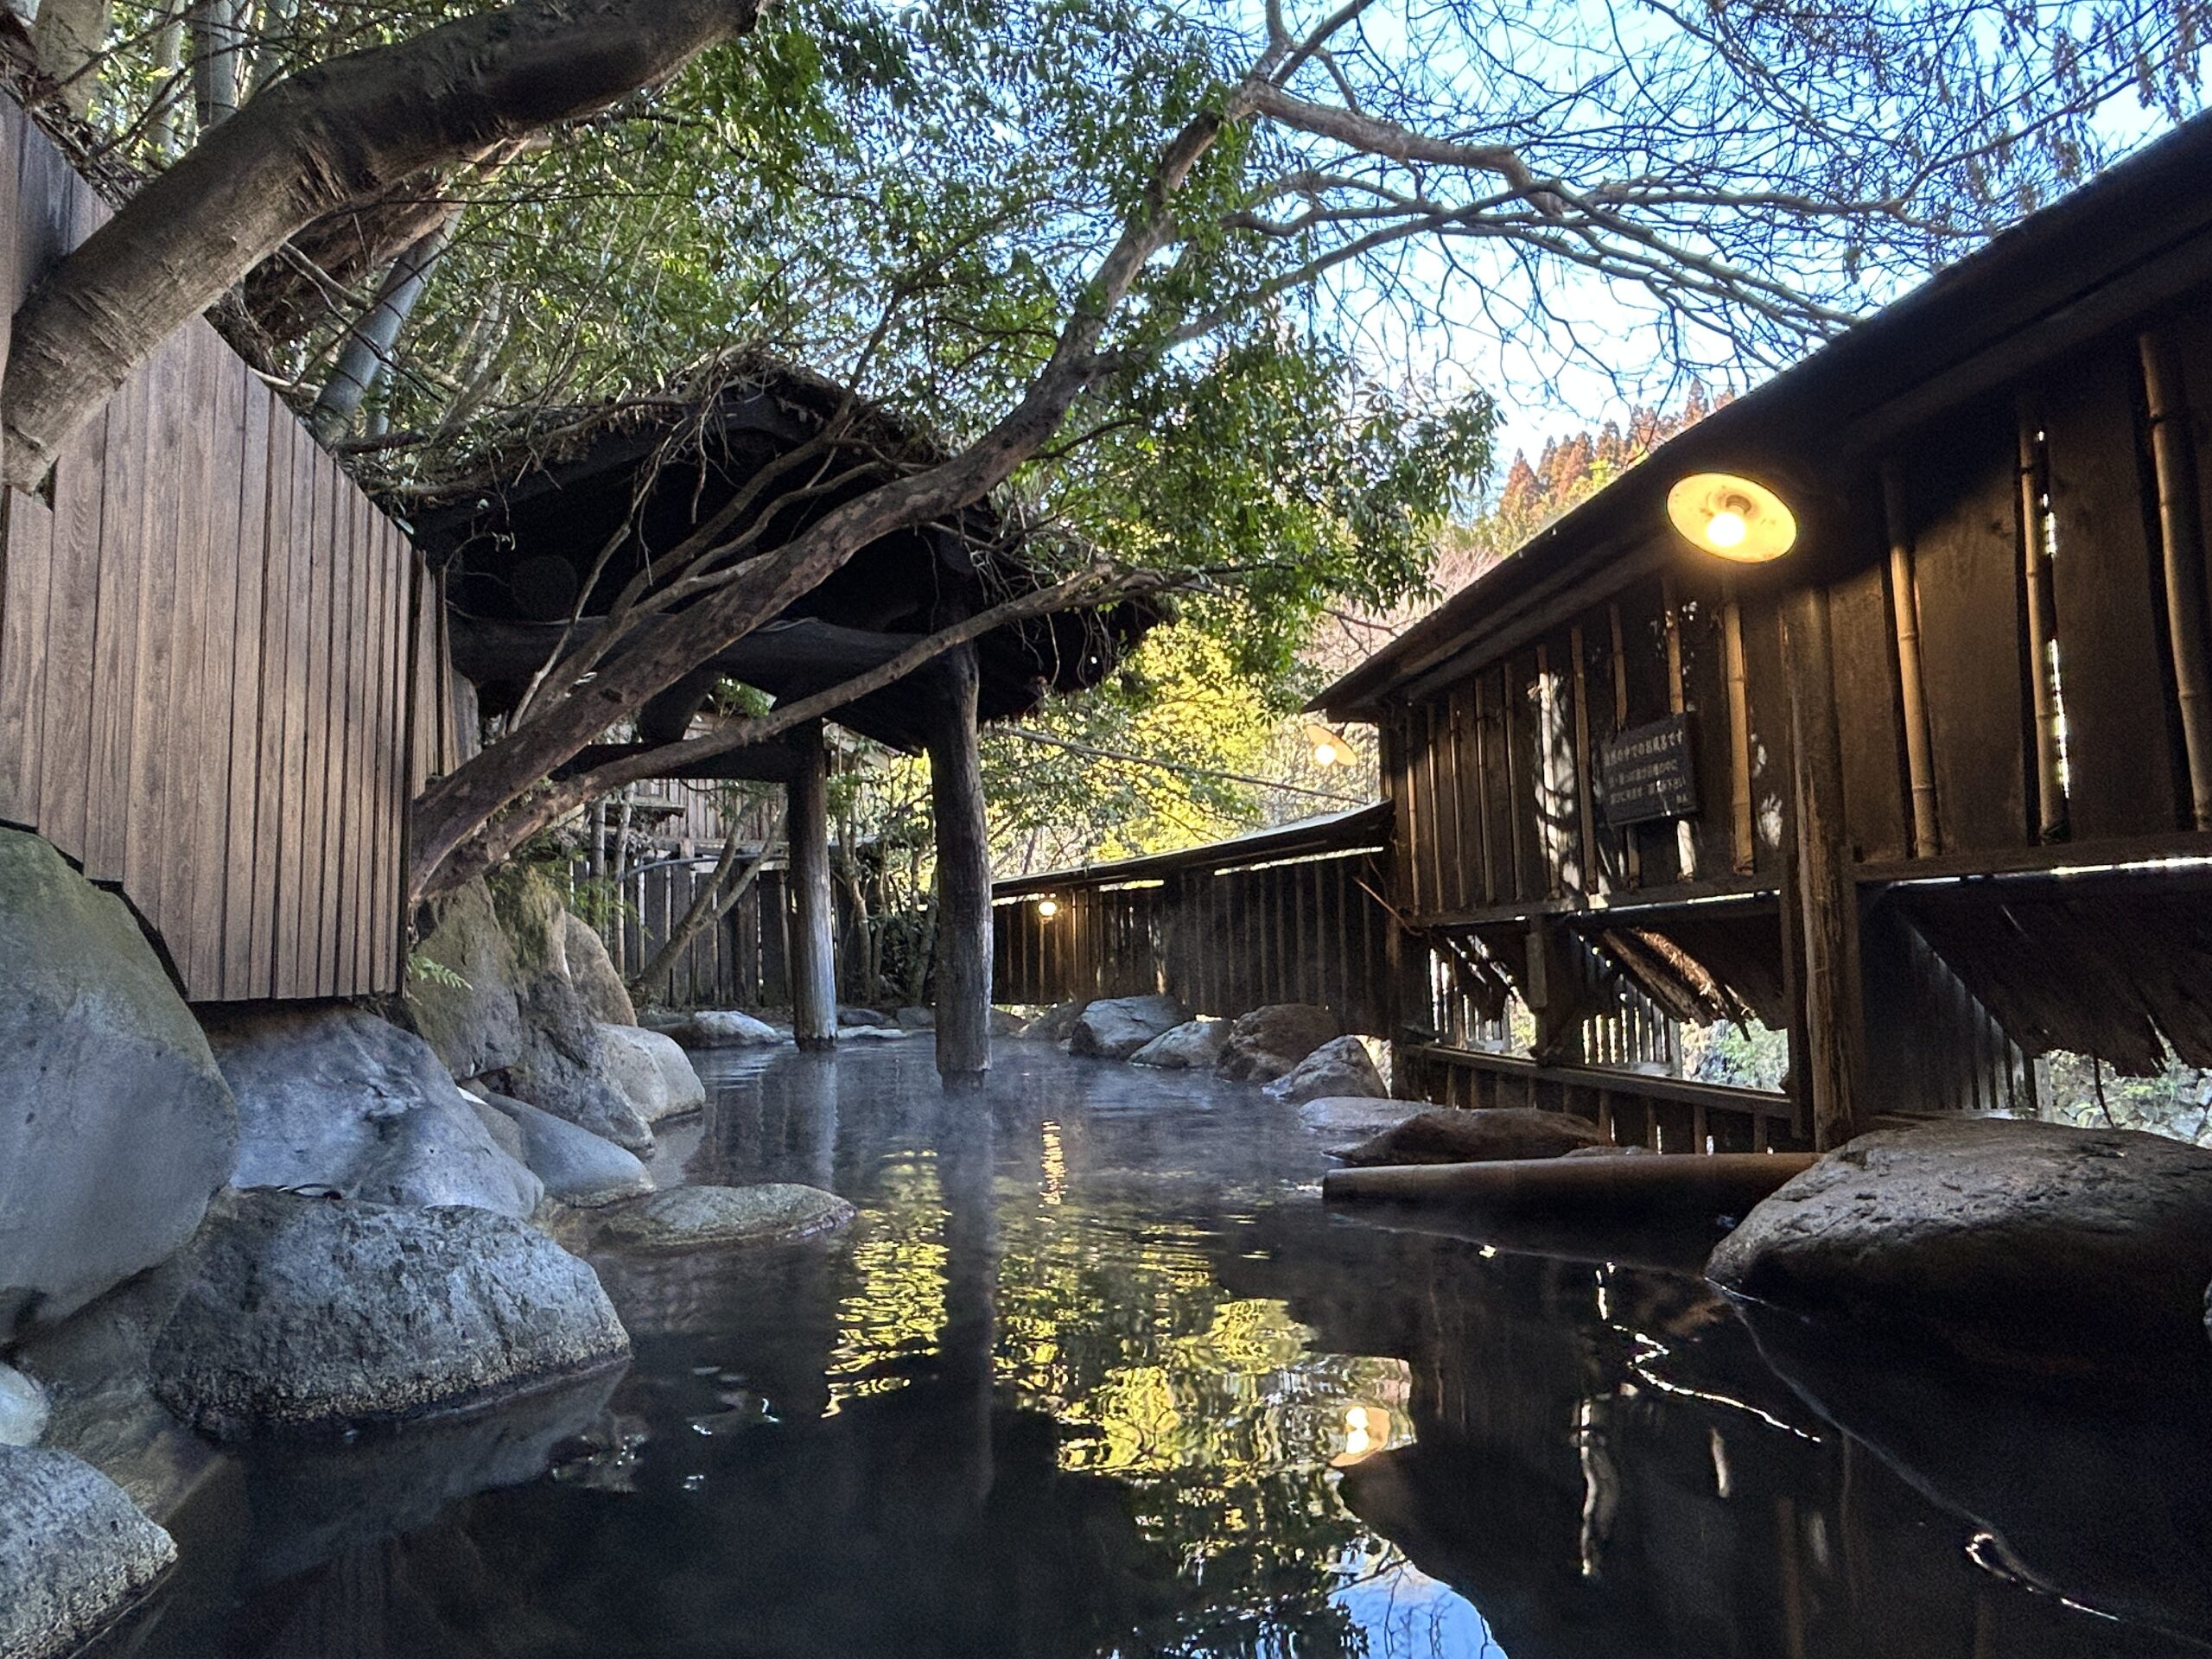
[5,0,2202,904]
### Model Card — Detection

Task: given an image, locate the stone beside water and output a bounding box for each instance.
[1330,1106,1611,1166]
[150,1191,628,1440]
[0,827,237,1337]
[678,1009,785,1048]
[1708,1117,2212,1373]
[1130,1018,1230,1070]
[1069,995,1189,1060]
[480,1092,656,1209]
[593,1184,857,1252]
[1217,1003,1342,1084]
[1262,1035,1387,1104]
[207,1006,543,1221]
[0,1444,175,1659]
[595,1024,708,1124]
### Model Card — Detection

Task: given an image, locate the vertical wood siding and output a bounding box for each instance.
[0,107,445,1001]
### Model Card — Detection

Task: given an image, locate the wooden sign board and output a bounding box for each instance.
[1599,714,1700,827]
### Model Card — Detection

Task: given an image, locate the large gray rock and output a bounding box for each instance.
[1330,1106,1611,1166]
[838,1007,894,1029]
[0,1363,48,1447]
[0,1445,175,1659]
[677,1008,784,1048]
[408,872,648,1152]
[480,1092,654,1209]
[1019,1000,1090,1043]
[894,1006,936,1031]
[206,1006,543,1220]
[563,912,636,1026]
[1069,994,1189,1060]
[1217,1003,1342,1084]
[405,879,529,1080]
[1130,1017,1230,1070]
[1299,1096,1423,1139]
[595,1024,706,1124]
[1263,1035,1387,1104]
[990,1007,1027,1038]
[591,1185,856,1252]
[0,828,236,1336]
[1708,1119,2212,1374]
[150,1191,629,1439]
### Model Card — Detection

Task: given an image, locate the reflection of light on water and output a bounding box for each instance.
[1039,1119,1067,1205]
[823,1153,948,1414]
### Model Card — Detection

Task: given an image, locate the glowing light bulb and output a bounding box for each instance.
[1667,473,1797,563]
[1313,738,1340,766]
[1037,898,1059,919]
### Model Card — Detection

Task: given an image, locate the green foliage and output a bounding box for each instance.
[404,950,472,992]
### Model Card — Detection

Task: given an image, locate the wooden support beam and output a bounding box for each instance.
[928,645,993,1082]
[1781,587,1868,1150]
[2140,330,2212,830]
[786,722,837,1051]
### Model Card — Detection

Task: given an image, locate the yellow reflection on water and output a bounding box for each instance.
[823,1153,947,1412]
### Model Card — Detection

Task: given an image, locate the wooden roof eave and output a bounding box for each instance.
[1312,109,2212,720]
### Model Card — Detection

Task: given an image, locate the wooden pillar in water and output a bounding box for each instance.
[928,645,992,1082]
[787,722,838,1051]
[1781,587,1866,1150]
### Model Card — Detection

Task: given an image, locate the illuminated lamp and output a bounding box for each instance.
[1304,724,1347,767]
[1037,897,1060,919]
[1667,472,1797,563]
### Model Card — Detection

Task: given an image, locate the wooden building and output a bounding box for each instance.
[0,100,464,1004]
[1313,112,2212,1149]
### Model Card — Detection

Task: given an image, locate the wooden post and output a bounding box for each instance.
[1662,575,1699,879]
[1881,461,1942,856]
[927,645,992,1082]
[786,723,837,1050]
[2015,406,2069,842]
[2139,332,2212,830]
[1720,583,1757,875]
[1781,587,1866,1150]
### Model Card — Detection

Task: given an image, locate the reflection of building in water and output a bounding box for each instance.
[1217,1204,2207,1659]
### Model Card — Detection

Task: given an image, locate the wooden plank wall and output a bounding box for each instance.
[0,107,439,1001]
[991,848,1397,1034]
[596,858,796,1011]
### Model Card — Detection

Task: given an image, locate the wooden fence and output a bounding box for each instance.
[584,856,798,1010]
[992,807,1400,1034]
[0,105,454,1001]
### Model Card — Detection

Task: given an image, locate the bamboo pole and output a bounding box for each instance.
[2015,405,2069,842]
[1607,601,1640,887]
[2140,331,2212,830]
[1720,584,1756,874]
[1881,462,1942,856]
[1569,623,1600,893]
[1662,576,1698,878]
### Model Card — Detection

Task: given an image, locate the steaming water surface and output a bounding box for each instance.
[105,1040,2212,1657]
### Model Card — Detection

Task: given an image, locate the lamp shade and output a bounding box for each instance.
[1667,472,1797,563]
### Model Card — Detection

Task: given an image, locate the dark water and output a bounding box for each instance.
[110,1040,2212,1657]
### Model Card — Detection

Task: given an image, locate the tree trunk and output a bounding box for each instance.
[926,648,991,1083]
[192,0,248,130]
[401,105,1226,900]
[629,817,777,998]
[787,727,838,1049]
[3,0,761,487]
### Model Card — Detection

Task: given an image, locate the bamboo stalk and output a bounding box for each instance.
[2140,331,2212,830]
[1606,602,1639,887]
[2015,406,2069,842]
[1569,623,1600,893]
[1881,462,1942,856]
[1720,585,1755,874]
[1662,576,1698,878]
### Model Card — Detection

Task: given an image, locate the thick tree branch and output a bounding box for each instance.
[3,0,760,487]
